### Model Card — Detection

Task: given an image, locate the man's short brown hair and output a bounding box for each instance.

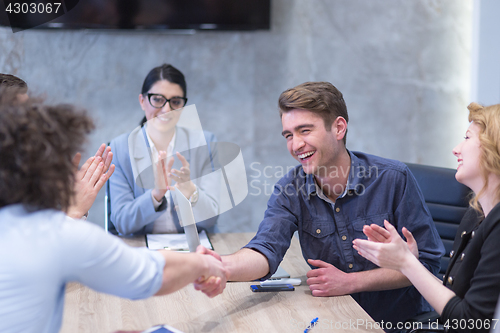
[278,82,349,145]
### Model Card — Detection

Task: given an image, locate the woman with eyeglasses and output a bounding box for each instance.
[109,64,219,235]
[353,103,500,332]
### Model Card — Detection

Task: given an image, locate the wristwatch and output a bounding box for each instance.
[189,186,199,206]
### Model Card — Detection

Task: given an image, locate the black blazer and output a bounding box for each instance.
[441,203,500,332]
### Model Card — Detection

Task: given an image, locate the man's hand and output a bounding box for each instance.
[306,259,354,296]
[193,245,227,298]
[67,144,115,219]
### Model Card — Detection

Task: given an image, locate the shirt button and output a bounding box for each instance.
[348,264,353,269]
[335,207,340,213]
[461,253,465,260]
[461,231,466,238]
[316,229,321,234]
[449,250,454,258]
[448,276,454,285]
[342,235,347,241]
[471,231,475,238]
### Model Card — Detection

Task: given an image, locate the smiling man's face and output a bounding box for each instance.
[281,109,345,176]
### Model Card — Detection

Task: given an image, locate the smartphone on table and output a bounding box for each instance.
[250,284,295,292]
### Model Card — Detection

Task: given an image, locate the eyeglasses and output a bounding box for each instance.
[147,93,188,110]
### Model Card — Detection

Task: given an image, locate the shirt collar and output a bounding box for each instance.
[144,125,176,163]
[305,149,362,199]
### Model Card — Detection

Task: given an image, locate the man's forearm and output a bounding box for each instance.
[222,248,270,281]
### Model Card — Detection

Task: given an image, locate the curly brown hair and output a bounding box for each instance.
[467,102,500,213]
[0,89,94,211]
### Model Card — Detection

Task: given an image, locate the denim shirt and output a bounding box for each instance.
[245,151,445,325]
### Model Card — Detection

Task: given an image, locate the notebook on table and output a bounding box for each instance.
[146,229,213,252]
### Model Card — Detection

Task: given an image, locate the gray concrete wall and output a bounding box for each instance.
[0,0,472,232]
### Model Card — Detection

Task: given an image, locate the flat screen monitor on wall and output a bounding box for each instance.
[0,0,271,31]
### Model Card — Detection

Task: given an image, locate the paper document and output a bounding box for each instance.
[146,230,213,252]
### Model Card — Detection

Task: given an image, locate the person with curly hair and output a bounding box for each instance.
[353,103,500,332]
[0,73,114,220]
[0,90,227,333]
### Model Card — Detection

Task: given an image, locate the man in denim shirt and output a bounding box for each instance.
[197,82,444,327]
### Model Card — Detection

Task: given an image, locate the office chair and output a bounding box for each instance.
[104,174,118,235]
[404,163,472,332]
[103,141,118,235]
[405,163,471,274]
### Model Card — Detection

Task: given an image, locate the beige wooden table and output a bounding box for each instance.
[60,233,383,333]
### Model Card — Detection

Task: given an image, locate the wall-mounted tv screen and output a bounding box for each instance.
[0,0,271,31]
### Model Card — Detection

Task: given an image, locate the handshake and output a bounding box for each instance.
[192,245,229,298]
[188,245,271,298]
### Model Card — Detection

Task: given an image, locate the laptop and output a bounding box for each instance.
[171,188,201,252]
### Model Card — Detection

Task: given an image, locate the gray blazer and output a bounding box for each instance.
[109,125,220,235]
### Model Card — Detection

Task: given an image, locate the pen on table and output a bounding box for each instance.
[304,317,318,333]
[164,247,189,251]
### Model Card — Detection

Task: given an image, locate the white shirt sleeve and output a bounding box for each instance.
[59,219,165,300]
